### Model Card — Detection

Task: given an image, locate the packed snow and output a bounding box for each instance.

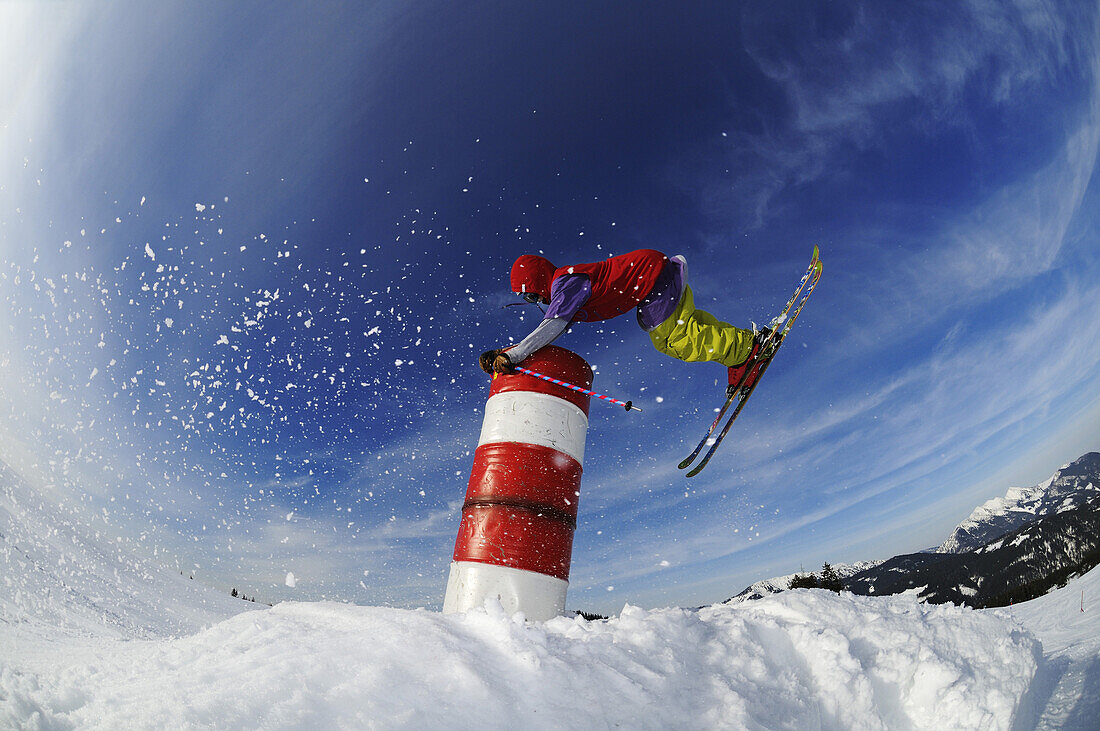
[3,591,1039,729]
[1004,564,1100,729]
[1,461,256,641]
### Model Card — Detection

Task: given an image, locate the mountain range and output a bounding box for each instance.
[729,451,1100,608]
[937,452,1100,554]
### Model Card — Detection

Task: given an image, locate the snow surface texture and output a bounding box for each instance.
[1005,564,1100,729]
[938,453,1100,554]
[3,592,1038,730]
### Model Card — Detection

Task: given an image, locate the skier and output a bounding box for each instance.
[479,249,770,397]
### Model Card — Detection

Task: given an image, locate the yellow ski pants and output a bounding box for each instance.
[648,285,754,367]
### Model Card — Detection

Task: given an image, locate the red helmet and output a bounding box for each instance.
[510,255,555,302]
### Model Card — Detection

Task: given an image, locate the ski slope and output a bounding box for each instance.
[1003,564,1100,729]
[0,461,256,642]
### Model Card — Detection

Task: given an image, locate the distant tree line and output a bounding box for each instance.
[982,545,1100,608]
[575,610,608,621]
[788,562,844,593]
[230,587,259,602]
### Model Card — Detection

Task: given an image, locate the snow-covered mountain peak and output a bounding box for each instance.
[937,452,1100,554]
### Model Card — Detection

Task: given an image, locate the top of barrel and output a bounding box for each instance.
[489,346,593,416]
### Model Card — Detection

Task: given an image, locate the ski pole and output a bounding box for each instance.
[511,365,642,412]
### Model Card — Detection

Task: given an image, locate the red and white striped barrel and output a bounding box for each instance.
[443,345,591,621]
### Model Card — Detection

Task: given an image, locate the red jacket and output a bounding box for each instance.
[511,249,668,322]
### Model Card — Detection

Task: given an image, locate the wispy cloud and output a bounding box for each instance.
[717,1,1091,230]
[909,123,1099,304]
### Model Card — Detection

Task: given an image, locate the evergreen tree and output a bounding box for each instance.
[231,588,238,598]
[819,563,844,593]
[789,572,819,589]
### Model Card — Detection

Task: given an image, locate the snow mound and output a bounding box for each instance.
[3,591,1038,730]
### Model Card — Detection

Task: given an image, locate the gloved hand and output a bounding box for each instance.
[493,352,516,374]
[478,349,516,374]
[479,349,502,374]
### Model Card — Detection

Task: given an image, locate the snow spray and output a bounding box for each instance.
[444,346,591,621]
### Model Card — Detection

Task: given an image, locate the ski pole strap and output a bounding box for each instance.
[512,366,642,412]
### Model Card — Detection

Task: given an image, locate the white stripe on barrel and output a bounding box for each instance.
[477,390,588,465]
[443,562,568,619]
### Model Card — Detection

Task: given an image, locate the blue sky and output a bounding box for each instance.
[2,1,1099,613]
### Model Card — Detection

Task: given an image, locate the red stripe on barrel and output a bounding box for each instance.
[453,504,576,580]
[465,442,582,519]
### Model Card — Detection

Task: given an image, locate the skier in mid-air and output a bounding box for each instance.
[479,249,768,397]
